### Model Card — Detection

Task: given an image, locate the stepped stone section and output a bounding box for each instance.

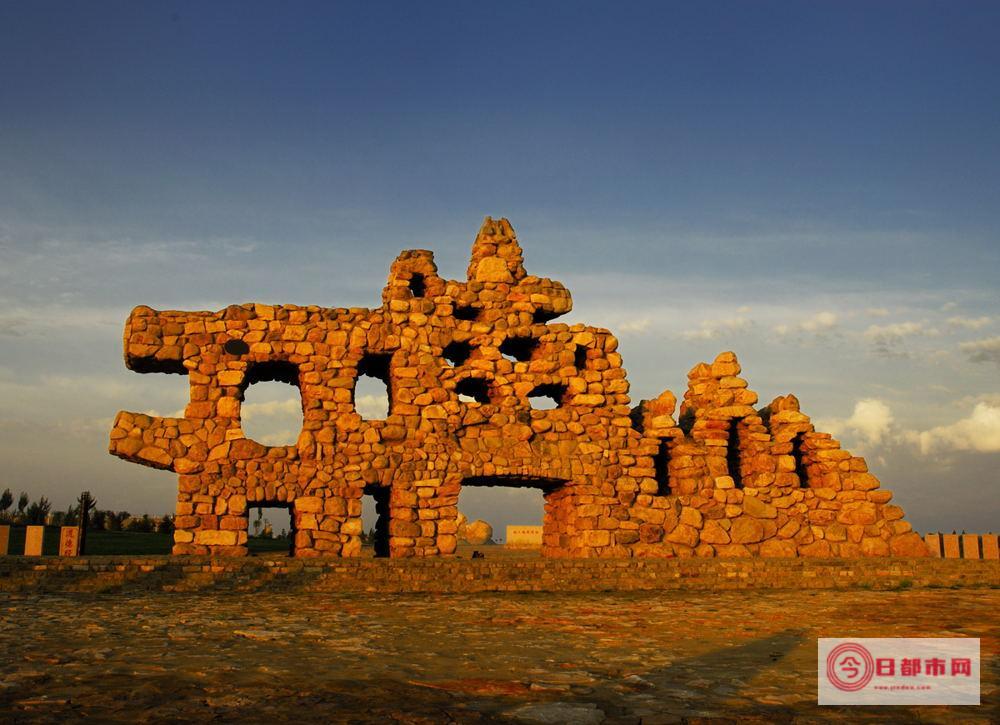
[109,217,928,559]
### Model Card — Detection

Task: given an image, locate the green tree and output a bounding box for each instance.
[25,496,51,525]
[90,509,107,531]
[16,492,29,521]
[106,511,129,532]
[156,515,174,535]
[0,488,12,513]
[125,514,154,533]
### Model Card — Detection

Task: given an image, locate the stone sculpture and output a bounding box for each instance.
[109,218,928,558]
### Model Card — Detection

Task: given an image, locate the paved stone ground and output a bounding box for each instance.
[0,588,996,723]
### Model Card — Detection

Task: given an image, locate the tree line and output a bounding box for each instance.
[0,488,174,533]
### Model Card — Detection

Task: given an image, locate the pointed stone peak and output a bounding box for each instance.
[467,216,527,283]
[711,351,741,377]
[770,394,800,413]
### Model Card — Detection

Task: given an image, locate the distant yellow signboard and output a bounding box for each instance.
[506,525,543,548]
[59,526,80,557]
[24,525,44,556]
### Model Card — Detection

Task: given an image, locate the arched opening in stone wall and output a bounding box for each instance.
[459,476,565,545]
[528,383,566,410]
[456,377,491,404]
[355,352,391,420]
[443,340,473,366]
[361,485,391,557]
[678,406,696,436]
[653,440,672,495]
[408,273,426,298]
[240,361,303,446]
[726,418,744,489]
[247,504,294,555]
[454,304,480,321]
[791,432,810,487]
[500,336,538,363]
[532,307,559,323]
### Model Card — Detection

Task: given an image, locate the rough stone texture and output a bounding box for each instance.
[109,217,928,559]
[3,588,997,723]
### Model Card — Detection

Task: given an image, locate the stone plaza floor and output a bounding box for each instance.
[1,587,996,723]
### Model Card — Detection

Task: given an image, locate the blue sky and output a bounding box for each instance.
[1,2,998,534]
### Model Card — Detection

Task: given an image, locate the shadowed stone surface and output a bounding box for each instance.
[1,589,995,722]
[109,217,927,559]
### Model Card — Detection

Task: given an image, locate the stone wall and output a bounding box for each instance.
[1,556,994,594]
[109,217,929,559]
[925,533,1000,559]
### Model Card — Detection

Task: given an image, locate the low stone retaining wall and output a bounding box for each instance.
[0,556,996,594]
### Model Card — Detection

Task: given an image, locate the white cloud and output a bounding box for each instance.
[257,429,300,446]
[947,315,992,330]
[802,311,838,332]
[911,403,1000,455]
[240,398,301,420]
[773,311,838,337]
[866,307,890,317]
[617,318,651,335]
[863,321,939,341]
[817,398,894,448]
[863,320,941,358]
[681,316,752,341]
[356,394,389,420]
[959,336,1000,366]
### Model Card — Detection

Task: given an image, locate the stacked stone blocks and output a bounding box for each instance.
[109,217,928,559]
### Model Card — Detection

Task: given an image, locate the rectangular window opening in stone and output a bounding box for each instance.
[408,272,426,298]
[131,369,193,426]
[239,362,304,446]
[727,418,744,489]
[653,440,672,495]
[355,353,392,419]
[361,485,391,557]
[460,476,564,546]
[574,345,588,371]
[248,505,294,556]
[791,432,810,487]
